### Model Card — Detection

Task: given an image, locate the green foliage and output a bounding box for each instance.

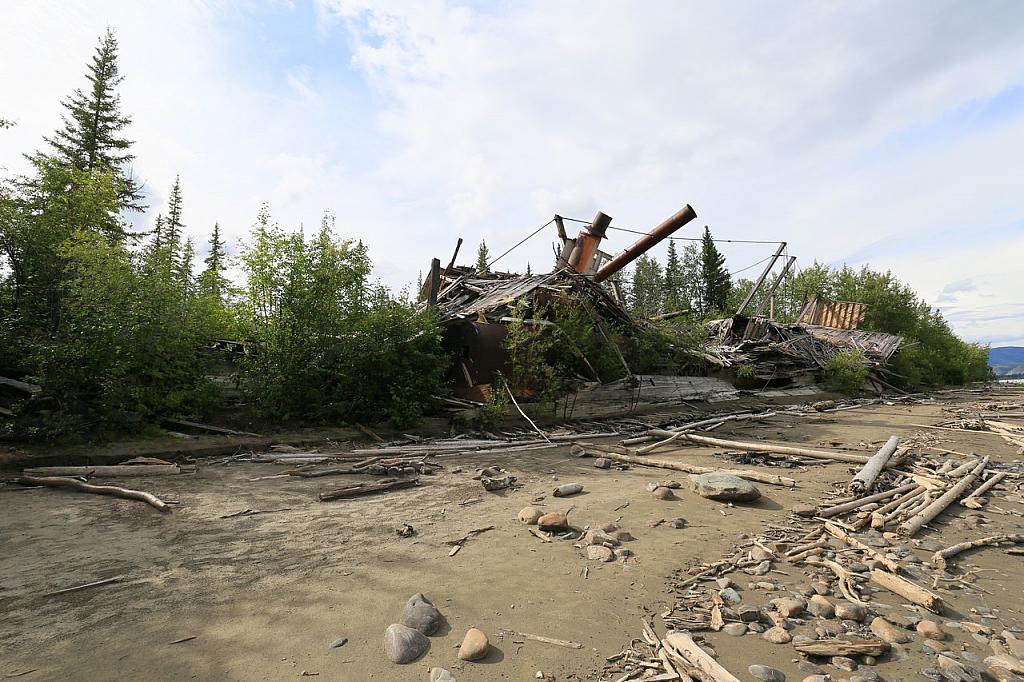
[475,239,490,273]
[477,376,510,428]
[30,232,215,424]
[39,28,142,214]
[629,254,664,318]
[504,301,560,402]
[237,209,447,427]
[700,226,730,316]
[823,349,869,395]
[736,363,756,380]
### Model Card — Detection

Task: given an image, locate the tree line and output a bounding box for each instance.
[0,30,991,439]
[0,30,446,437]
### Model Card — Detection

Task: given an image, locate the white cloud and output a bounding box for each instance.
[3,0,1024,345]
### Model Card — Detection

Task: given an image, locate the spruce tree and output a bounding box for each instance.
[199,222,228,300]
[179,237,195,293]
[475,239,490,273]
[700,226,731,316]
[663,239,684,312]
[165,175,184,256]
[43,28,142,212]
[525,262,532,276]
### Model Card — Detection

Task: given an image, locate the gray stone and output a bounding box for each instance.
[719,587,742,605]
[517,506,543,524]
[430,668,456,682]
[384,623,429,664]
[592,457,612,469]
[651,486,676,500]
[920,668,944,680]
[923,638,949,653]
[612,530,635,542]
[723,622,747,636]
[807,595,835,619]
[586,545,614,562]
[613,547,633,558]
[715,577,732,589]
[801,677,829,682]
[400,593,442,635]
[792,634,814,645]
[646,481,660,492]
[797,662,824,675]
[553,482,583,497]
[756,581,776,590]
[669,517,686,528]
[831,656,857,672]
[751,546,773,562]
[747,622,766,633]
[745,560,772,576]
[811,582,831,596]
[835,602,867,621]
[737,604,762,622]
[748,664,786,681]
[762,626,792,644]
[851,671,880,682]
[688,472,761,502]
[771,597,806,618]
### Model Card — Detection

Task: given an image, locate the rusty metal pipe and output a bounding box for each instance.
[569,211,613,273]
[593,204,696,283]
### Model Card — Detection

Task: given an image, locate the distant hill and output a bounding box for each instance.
[990,347,1024,377]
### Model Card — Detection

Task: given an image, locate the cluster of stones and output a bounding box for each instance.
[382,593,490,673]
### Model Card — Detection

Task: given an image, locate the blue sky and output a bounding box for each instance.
[2,0,1023,346]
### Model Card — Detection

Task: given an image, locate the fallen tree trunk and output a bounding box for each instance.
[664,631,741,682]
[318,477,418,501]
[667,433,873,464]
[15,475,171,512]
[794,639,890,657]
[23,465,181,478]
[849,436,899,493]
[869,569,944,612]
[162,418,261,437]
[930,534,1024,570]
[570,445,796,487]
[898,456,989,537]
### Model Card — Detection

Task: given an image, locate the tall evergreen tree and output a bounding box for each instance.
[629,254,664,318]
[475,239,490,273]
[699,226,731,316]
[663,239,684,312]
[42,28,143,213]
[199,222,226,296]
[165,175,184,256]
[680,242,702,313]
[179,237,195,293]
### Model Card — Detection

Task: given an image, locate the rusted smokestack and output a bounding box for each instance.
[568,211,612,274]
[593,204,696,283]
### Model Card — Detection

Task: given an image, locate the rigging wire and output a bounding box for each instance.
[560,216,780,245]
[485,218,555,270]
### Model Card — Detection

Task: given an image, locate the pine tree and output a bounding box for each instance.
[475,240,489,273]
[663,239,684,312]
[179,237,195,293]
[42,28,142,212]
[165,175,184,256]
[700,226,731,316]
[152,214,164,248]
[199,222,228,300]
[629,254,664,318]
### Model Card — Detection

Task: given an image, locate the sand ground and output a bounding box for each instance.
[2,390,1023,681]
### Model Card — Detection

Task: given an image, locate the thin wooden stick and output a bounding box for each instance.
[669,433,873,464]
[571,446,795,486]
[15,476,170,512]
[44,575,126,596]
[506,630,582,649]
[824,521,901,573]
[505,382,551,443]
[961,471,1008,508]
[815,483,918,518]
[930,534,1024,570]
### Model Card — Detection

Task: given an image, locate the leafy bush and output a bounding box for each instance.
[237,211,447,427]
[823,349,869,395]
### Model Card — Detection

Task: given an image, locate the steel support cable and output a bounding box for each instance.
[561,216,780,245]
[486,218,555,270]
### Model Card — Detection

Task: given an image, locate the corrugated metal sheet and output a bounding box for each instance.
[797,295,867,330]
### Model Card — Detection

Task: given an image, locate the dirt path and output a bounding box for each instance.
[2,390,1023,681]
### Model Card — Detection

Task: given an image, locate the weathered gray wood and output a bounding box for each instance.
[23,465,180,478]
[898,456,989,537]
[849,436,899,493]
[15,476,171,512]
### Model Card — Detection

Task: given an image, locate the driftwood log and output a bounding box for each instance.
[869,569,944,612]
[930,534,1024,570]
[961,471,1008,508]
[15,475,171,512]
[898,456,989,537]
[162,418,261,437]
[864,485,926,530]
[794,639,890,657]
[823,521,901,573]
[570,445,796,487]
[23,465,181,478]
[849,436,899,493]
[664,631,741,682]
[665,433,873,464]
[318,477,418,501]
[811,483,919,518]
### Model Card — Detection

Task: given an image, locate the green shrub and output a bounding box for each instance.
[823,349,869,395]
[736,364,756,380]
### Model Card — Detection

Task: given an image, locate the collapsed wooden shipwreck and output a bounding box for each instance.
[421,203,904,414]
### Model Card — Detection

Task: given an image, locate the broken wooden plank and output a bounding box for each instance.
[793,639,890,657]
[318,478,418,502]
[162,418,261,437]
